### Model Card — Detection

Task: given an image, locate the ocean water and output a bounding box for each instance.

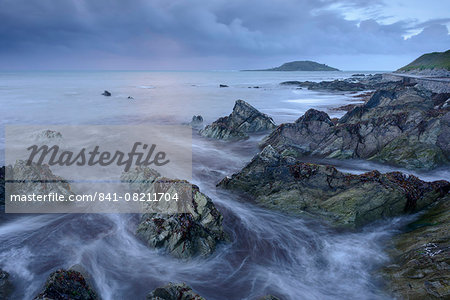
[0,71,445,299]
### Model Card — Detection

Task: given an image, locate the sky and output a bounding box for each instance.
[0,0,449,71]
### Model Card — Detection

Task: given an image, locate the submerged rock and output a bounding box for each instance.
[121,168,227,259]
[146,282,205,300]
[34,267,98,300]
[200,100,276,140]
[102,90,111,96]
[218,145,449,228]
[262,86,450,170]
[382,196,450,299]
[0,269,13,300]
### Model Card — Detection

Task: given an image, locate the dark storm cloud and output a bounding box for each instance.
[0,0,448,69]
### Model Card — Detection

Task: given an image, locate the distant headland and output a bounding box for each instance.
[243,60,340,71]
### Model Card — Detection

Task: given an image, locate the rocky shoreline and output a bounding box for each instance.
[0,73,449,299]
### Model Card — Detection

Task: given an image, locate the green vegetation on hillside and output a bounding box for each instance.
[398,50,450,71]
[246,60,339,71]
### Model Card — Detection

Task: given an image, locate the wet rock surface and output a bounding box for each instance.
[146,282,205,300]
[200,100,276,140]
[34,267,98,300]
[382,196,450,299]
[0,269,13,300]
[218,145,449,228]
[121,168,227,259]
[262,86,450,170]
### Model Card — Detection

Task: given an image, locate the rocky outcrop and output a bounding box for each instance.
[262,86,450,170]
[0,269,13,300]
[218,145,449,228]
[200,100,276,140]
[121,168,227,259]
[382,196,450,299]
[102,90,111,96]
[146,283,205,300]
[280,74,400,92]
[5,161,74,209]
[34,267,98,300]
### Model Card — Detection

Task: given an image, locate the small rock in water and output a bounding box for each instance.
[352,73,365,77]
[189,115,203,128]
[34,267,98,300]
[146,282,206,300]
[219,84,229,88]
[102,90,111,96]
[36,129,62,140]
[128,96,134,99]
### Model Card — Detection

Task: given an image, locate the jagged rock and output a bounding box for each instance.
[262,86,450,170]
[121,168,227,259]
[200,100,276,141]
[34,267,98,300]
[0,269,13,300]
[218,145,449,228]
[382,196,450,299]
[189,115,203,129]
[219,84,228,88]
[146,282,205,300]
[102,90,111,96]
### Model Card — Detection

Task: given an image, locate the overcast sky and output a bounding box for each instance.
[0,0,448,71]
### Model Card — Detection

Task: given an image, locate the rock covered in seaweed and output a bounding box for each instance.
[34,267,98,300]
[218,145,449,228]
[146,282,205,300]
[382,196,450,299]
[200,100,276,140]
[262,86,450,170]
[121,167,227,259]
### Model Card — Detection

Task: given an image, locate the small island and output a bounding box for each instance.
[244,60,339,71]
